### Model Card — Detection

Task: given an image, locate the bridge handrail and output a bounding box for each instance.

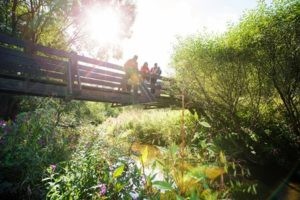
[0,33,173,99]
[0,33,69,58]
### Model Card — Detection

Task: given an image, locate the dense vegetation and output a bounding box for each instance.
[1,105,256,199]
[172,0,299,176]
[0,0,299,199]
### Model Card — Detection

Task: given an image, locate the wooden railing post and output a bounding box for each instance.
[67,54,73,95]
[67,51,80,95]
[155,79,162,97]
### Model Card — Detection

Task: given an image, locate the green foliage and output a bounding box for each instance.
[44,129,143,199]
[2,1,298,199]
[140,143,256,199]
[0,97,121,199]
[103,109,256,199]
[0,0,72,47]
[0,104,258,199]
[172,0,300,169]
[0,108,76,198]
[20,97,121,125]
[0,0,136,58]
[105,109,184,146]
[152,181,173,191]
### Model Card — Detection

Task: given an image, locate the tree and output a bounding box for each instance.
[0,0,136,55]
[171,0,300,168]
[0,0,72,47]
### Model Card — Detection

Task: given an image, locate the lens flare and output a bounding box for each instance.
[85,7,120,44]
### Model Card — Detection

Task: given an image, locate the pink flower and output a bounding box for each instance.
[98,184,107,196]
[50,164,56,172]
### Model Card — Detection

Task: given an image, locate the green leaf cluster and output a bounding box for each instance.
[172,0,300,171]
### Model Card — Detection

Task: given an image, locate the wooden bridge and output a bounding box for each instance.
[0,33,179,107]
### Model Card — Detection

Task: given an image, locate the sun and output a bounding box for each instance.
[84,6,121,44]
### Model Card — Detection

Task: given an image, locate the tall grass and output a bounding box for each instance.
[103,108,184,146]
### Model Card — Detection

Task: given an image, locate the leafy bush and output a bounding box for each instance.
[0,109,76,199]
[140,136,256,199]
[19,97,121,126]
[102,109,257,199]
[171,1,300,196]
[0,104,260,199]
[0,97,121,199]
[44,127,144,199]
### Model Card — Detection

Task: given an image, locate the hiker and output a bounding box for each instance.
[123,55,139,94]
[156,66,162,76]
[140,62,150,82]
[150,63,161,93]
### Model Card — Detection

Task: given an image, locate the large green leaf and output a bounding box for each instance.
[141,146,148,164]
[113,164,125,178]
[219,151,226,164]
[199,121,211,128]
[152,181,173,191]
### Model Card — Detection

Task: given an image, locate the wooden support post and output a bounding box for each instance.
[155,82,161,97]
[67,54,73,95]
[67,51,80,95]
[24,41,34,55]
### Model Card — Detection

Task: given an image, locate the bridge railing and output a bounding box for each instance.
[0,34,69,84]
[0,33,173,101]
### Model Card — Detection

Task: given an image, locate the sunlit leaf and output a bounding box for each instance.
[176,195,184,200]
[115,182,125,192]
[187,166,206,181]
[149,173,157,181]
[189,192,198,200]
[253,185,257,194]
[247,186,251,193]
[141,146,148,164]
[170,144,179,155]
[113,164,124,178]
[202,189,211,196]
[199,121,211,128]
[152,181,173,191]
[219,151,226,164]
[151,160,157,170]
[205,166,224,180]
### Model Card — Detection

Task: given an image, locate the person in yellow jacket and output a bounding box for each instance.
[123,55,139,93]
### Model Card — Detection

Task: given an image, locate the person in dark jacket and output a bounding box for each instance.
[150,63,161,93]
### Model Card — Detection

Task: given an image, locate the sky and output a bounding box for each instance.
[117,0,270,75]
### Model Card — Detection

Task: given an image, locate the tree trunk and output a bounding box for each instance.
[11,0,18,35]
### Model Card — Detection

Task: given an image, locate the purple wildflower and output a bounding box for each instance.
[50,164,56,172]
[98,184,107,196]
[0,120,6,129]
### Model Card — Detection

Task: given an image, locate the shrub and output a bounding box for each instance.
[44,132,144,199]
[0,109,76,199]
